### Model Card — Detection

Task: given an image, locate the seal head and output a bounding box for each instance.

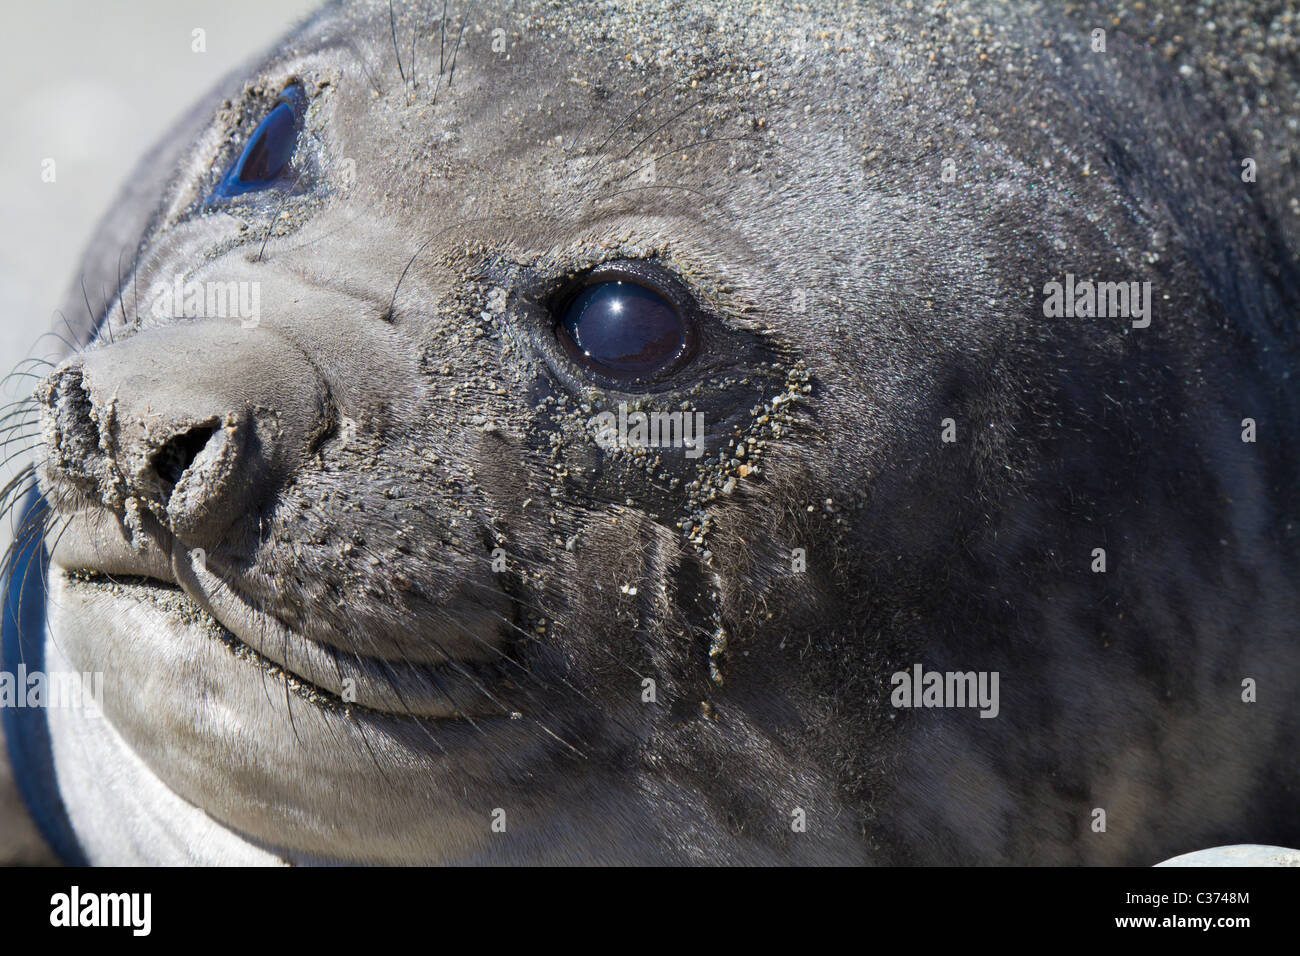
[6,0,1300,864]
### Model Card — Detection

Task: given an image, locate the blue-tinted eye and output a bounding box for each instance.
[212,88,302,199]
[558,281,688,380]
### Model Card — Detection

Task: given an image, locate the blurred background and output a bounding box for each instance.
[0,0,316,865]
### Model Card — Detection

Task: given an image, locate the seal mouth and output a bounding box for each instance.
[56,564,520,722]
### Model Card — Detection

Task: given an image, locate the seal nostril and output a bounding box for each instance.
[61,369,94,421]
[48,366,97,448]
[152,423,220,488]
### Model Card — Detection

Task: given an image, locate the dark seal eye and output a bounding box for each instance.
[557,281,689,381]
[212,86,303,199]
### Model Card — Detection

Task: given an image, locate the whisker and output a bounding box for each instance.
[388,0,406,87]
[446,0,471,88]
[256,172,304,263]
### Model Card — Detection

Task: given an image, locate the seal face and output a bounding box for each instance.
[4,0,1300,864]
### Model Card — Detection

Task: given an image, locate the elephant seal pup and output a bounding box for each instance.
[2,0,1299,864]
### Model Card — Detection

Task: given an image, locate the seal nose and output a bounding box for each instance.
[37,320,332,549]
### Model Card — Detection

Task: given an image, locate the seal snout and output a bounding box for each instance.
[36,320,331,552]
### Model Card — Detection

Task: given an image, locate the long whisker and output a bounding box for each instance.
[388,0,406,87]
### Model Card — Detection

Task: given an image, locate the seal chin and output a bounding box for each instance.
[46,517,510,721]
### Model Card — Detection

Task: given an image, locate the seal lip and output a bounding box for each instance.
[56,566,517,722]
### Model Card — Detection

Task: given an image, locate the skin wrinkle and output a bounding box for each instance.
[0,0,1297,864]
